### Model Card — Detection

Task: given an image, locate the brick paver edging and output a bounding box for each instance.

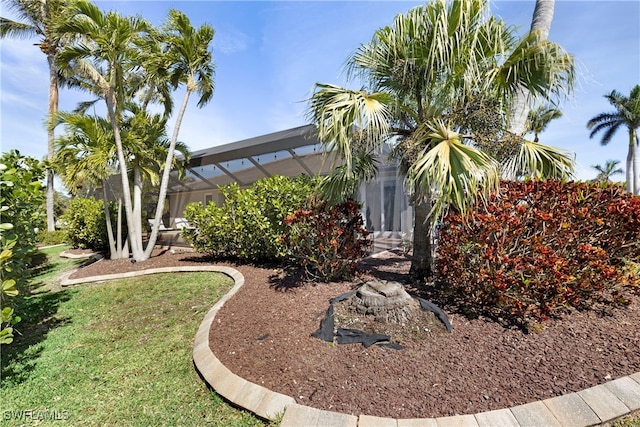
[61,261,640,426]
[192,268,640,426]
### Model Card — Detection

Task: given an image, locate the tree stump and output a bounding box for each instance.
[350,280,418,324]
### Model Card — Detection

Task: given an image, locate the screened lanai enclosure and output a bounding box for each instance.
[163,124,414,251]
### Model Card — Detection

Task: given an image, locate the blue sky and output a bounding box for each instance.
[1,0,638,182]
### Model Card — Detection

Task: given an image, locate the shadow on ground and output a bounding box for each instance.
[1,289,73,386]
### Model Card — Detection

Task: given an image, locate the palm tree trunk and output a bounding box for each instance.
[631,130,639,195]
[409,194,433,282]
[143,87,192,259]
[626,140,634,194]
[508,0,555,136]
[530,0,555,39]
[116,196,124,256]
[46,52,58,231]
[100,178,118,258]
[133,167,144,254]
[105,90,142,259]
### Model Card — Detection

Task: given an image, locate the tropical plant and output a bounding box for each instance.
[53,112,128,258]
[55,0,154,260]
[183,175,319,262]
[122,105,190,255]
[436,180,640,328]
[144,9,215,259]
[307,0,575,280]
[591,160,624,182]
[283,199,371,282]
[526,104,562,142]
[0,150,46,344]
[587,85,640,195]
[56,3,211,261]
[61,196,109,250]
[0,0,73,231]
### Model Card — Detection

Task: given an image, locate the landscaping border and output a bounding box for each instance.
[59,255,640,426]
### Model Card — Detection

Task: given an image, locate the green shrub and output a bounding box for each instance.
[435,180,640,328]
[38,230,68,246]
[282,199,371,281]
[61,197,108,251]
[183,175,320,262]
[0,150,46,344]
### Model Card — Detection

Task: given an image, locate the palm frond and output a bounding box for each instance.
[307,83,392,173]
[503,139,575,180]
[318,150,379,204]
[408,120,499,219]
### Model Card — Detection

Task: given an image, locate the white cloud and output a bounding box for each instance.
[214,28,251,55]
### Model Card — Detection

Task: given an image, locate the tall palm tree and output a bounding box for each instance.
[0,0,71,231]
[55,0,153,259]
[144,9,214,259]
[587,85,640,194]
[591,160,623,182]
[508,0,556,136]
[307,0,575,280]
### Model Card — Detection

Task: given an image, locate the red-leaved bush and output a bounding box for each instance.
[282,199,371,282]
[435,180,640,327]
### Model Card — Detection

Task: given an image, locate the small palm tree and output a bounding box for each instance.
[587,85,640,194]
[0,0,72,231]
[526,105,562,142]
[308,0,575,280]
[53,112,125,258]
[591,160,623,182]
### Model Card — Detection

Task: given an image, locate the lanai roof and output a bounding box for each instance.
[168,124,339,193]
[189,124,319,166]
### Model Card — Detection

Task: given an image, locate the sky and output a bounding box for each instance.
[1,0,638,183]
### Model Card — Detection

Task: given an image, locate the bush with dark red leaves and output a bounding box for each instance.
[283,199,371,282]
[435,180,640,327]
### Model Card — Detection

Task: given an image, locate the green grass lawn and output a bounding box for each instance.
[1,246,264,426]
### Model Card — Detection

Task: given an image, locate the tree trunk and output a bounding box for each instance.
[101,178,118,258]
[105,90,141,259]
[133,167,144,254]
[626,138,634,194]
[143,86,192,259]
[631,129,639,195]
[46,53,58,231]
[508,0,555,136]
[409,194,433,282]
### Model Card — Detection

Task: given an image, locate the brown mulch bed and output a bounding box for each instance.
[69,249,640,418]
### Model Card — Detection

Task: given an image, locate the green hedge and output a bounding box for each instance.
[183,175,320,262]
[61,197,108,251]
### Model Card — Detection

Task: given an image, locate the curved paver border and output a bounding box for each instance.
[62,261,640,426]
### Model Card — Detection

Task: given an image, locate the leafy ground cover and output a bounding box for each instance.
[1,245,264,426]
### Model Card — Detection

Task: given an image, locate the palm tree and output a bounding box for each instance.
[143,9,215,259]
[123,105,190,253]
[55,0,153,259]
[508,0,556,136]
[0,0,71,231]
[52,112,127,258]
[591,160,623,182]
[526,105,562,142]
[307,0,575,280]
[587,85,640,195]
